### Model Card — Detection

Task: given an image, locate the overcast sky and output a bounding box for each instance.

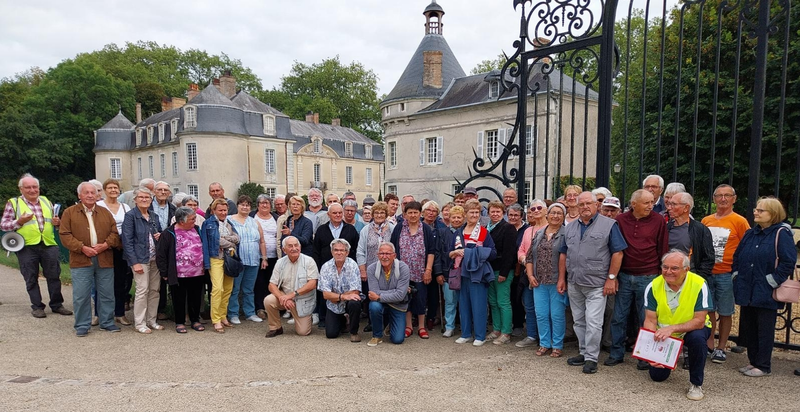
[0,0,677,96]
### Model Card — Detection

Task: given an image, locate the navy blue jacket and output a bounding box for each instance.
[122,207,161,265]
[390,220,436,267]
[732,223,797,310]
[281,214,314,257]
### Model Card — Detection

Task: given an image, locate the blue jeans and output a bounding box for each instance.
[228,265,258,318]
[533,284,567,349]
[650,327,710,386]
[609,273,658,361]
[71,257,114,331]
[442,282,460,331]
[521,285,539,339]
[459,276,489,341]
[369,301,406,344]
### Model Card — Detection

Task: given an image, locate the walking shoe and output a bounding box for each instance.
[312,313,319,325]
[256,309,267,319]
[350,333,362,343]
[493,334,511,345]
[287,318,295,325]
[711,348,726,363]
[31,309,46,318]
[743,368,770,377]
[511,327,524,337]
[282,311,291,319]
[148,323,165,330]
[567,355,586,366]
[604,357,624,366]
[637,360,650,370]
[486,331,501,341]
[707,347,714,356]
[52,306,73,316]
[582,361,598,374]
[101,325,121,333]
[443,329,454,337]
[76,328,89,337]
[247,315,263,323]
[794,368,800,376]
[229,316,241,325]
[473,339,485,347]
[363,324,373,332]
[739,364,755,374]
[115,316,131,326]
[730,345,746,353]
[515,336,538,348]
[92,316,99,326]
[264,327,284,338]
[686,385,704,401]
[367,337,383,347]
[455,337,474,344]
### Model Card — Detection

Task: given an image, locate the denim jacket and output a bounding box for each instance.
[201,215,239,269]
[122,207,161,265]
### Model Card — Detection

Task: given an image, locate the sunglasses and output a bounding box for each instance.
[529,206,544,211]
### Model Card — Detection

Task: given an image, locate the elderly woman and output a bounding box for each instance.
[507,203,529,337]
[732,197,797,377]
[170,195,205,226]
[485,201,518,345]
[391,201,435,339]
[592,187,612,207]
[422,200,446,230]
[253,195,279,319]
[563,185,582,224]
[201,198,240,333]
[525,203,568,356]
[422,200,445,330]
[317,239,364,340]
[96,179,132,326]
[279,195,313,257]
[156,206,205,333]
[362,206,372,224]
[357,201,394,332]
[451,199,497,346]
[227,196,267,325]
[436,205,465,337]
[122,187,163,334]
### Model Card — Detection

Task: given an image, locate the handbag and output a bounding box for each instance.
[223,248,244,278]
[771,227,800,303]
[292,257,316,317]
[448,266,462,291]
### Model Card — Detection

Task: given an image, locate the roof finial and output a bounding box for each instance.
[424,1,445,35]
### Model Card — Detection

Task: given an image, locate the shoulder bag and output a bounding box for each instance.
[772,227,800,303]
[223,247,244,278]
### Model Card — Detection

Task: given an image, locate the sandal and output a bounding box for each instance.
[191,322,205,332]
[405,327,413,338]
[137,326,152,334]
[418,328,430,339]
[221,320,234,328]
[214,323,225,333]
[536,346,551,356]
[550,349,562,358]
[175,324,188,334]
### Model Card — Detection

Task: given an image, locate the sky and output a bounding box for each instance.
[0,0,678,96]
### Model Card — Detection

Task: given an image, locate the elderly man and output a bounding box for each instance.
[317,239,363,341]
[662,182,686,216]
[502,188,518,209]
[1,174,72,318]
[304,188,327,233]
[274,194,287,216]
[643,175,666,214]
[206,182,237,216]
[120,178,155,209]
[600,196,622,219]
[666,193,714,278]
[264,236,319,337]
[313,203,360,328]
[643,250,713,401]
[701,184,750,363]
[151,181,176,320]
[606,189,669,369]
[559,192,627,373]
[343,199,365,232]
[367,242,411,346]
[59,182,121,336]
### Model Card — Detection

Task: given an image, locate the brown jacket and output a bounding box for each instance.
[59,203,121,268]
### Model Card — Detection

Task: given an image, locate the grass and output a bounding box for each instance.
[0,252,72,285]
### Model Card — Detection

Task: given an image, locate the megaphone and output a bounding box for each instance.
[1,232,25,256]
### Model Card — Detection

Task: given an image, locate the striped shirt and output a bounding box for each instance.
[228,217,261,266]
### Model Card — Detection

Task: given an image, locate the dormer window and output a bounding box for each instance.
[158,122,165,142]
[313,138,322,154]
[489,81,500,99]
[147,126,154,144]
[345,142,353,157]
[136,128,143,146]
[263,114,275,135]
[184,106,197,128]
[170,119,178,139]
[365,144,373,159]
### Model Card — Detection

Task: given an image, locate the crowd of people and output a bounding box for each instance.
[2,173,798,401]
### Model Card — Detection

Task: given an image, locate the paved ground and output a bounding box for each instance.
[1,264,800,411]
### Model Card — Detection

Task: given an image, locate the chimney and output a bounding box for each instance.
[212,78,221,93]
[305,111,314,123]
[331,118,341,127]
[313,113,319,124]
[533,37,552,65]
[135,103,142,123]
[219,70,236,99]
[187,83,200,101]
[422,51,443,89]
[171,97,186,110]
[161,97,171,113]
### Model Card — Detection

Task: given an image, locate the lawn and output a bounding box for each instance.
[0,252,72,285]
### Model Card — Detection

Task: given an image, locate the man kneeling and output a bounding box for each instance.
[643,250,713,401]
[264,236,319,337]
[318,239,363,341]
[366,242,410,346]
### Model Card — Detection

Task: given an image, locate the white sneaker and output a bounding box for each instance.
[515,336,538,348]
[312,313,319,325]
[455,337,474,344]
[686,385,704,401]
[282,312,291,319]
[443,329,454,337]
[229,316,241,325]
[473,339,486,347]
[246,315,263,323]
[287,318,295,325]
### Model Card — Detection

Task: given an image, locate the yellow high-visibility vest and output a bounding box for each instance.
[10,196,56,246]
[652,271,712,338]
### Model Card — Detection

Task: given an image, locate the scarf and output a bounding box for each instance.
[366,220,391,267]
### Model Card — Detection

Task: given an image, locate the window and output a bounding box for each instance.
[423,136,443,164]
[526,125,534,156]
[158,123,165,142]
[147,126,154,144]
[387,185,398,195]
[489,81,500,99]
[187,184,199,197]
[486,129,499,160]
[263,115,275,135]
[172,152,178,176]
[388,142,397,169]
[110,158,121,179]
[186,143,198,171]
[313,138,322,154]
[524,180,532,203]
[383,106,390,116]
[265,187,276,198]
[136,128,143,146]
[313,164,321,184]
[170,119,178,139]
[345,142,353,157]
[400,103,406,112]
[137,157,142,180]
[452,184,461,195]
[148,156,154,177]
[346,166,353,185]
[366,168,372,186]
[160,154,166,177]
[184,106,196,128]
[265,149,276,174]
[365,144,373,159]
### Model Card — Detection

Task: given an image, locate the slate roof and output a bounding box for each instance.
[289,120,375,145]
[187,84,236,107]
[99,111,134,130]
[231,91,287,116]
[424,0,444,14]
[382,34,465,104]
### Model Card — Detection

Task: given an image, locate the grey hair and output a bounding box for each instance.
[256,194,272,206]
[713,184,736,197]
[548,202,567,215]
[422,200,440,211]
[308,188,322,196]
[592,187,612,198]
[172,192,187,207]
[281,235,299,248]
[643,174,665,189]
[174,206,196,224]
[18,173,39,188]
[378,241,395,254]
[328,203,343,212]
[76,181,97,195]
[662,249,690,269]
[208,181,223,190]
[329,238,352,252]
[133,187,154,198]
[275,194,286,202]
[342,199,358,209]
[664,182,686,196]
[530,198,547,209]
[138,178,156,189]
[579,191,597,202]
[673,192,695,212]
[181,194,199,206]
[155,180,170,189]
[507,203,524,215]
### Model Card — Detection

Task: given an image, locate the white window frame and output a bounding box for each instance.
[265,187,276,198]
[187,184,199,197]
[148,155,154,177]
[366,168,372,186]
[110,158,121,179]
[170,119,178,139]
[365,144,373,159]
[263,114,275,135]
[313,163,321,183]
[147,126,154,144]
[345,166,353,185]
[387,184,398,195]
[265,148,276,174]
[345,142,353,157]
[486,129,499,160]
[424,136,443,165]
[136,128,143,146]
[184,106,197,128]
[489,81,500,99]
[172,152,178,177]
[524,179,532,203]
[158,122,165,143]
[160,153,166,178]
[526,125,534,156]
[186,143,198,171]
[388,141,397,169]
[313,138,322,154]
[137,157,142,180]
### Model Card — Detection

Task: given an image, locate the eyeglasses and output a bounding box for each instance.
[661,265,682,272]
[378,252,395,256]
[714,193,735,199]
[529,206,544,211]
[754,208,766,213]
[643,185,661,190]
[577,202,595,208]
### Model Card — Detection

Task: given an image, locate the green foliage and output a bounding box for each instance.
[237,182,266,203]
[256,56,383,142]
[470,53,508,75]
[558,176,596,195]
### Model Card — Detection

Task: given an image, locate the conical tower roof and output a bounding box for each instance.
[99,110,134,130]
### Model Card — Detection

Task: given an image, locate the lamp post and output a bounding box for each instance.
[613,163,621,199]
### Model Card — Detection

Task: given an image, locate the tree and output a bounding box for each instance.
[237,182,266,203]
[470,53,508,75]
[257,56,383,142]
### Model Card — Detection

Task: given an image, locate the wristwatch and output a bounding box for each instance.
[608,273,617,280]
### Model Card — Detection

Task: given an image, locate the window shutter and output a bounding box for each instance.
[419,138,425,165]
[476,131,484,159]
[436,136,443,164]
[496,128,506,160]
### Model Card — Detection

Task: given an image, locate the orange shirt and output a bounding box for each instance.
[701,212,750,274]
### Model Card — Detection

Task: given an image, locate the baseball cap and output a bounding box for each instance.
[602,196,621,209]
[463,186,478,195]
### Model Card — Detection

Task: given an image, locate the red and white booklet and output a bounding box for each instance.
[632,328,684,370]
